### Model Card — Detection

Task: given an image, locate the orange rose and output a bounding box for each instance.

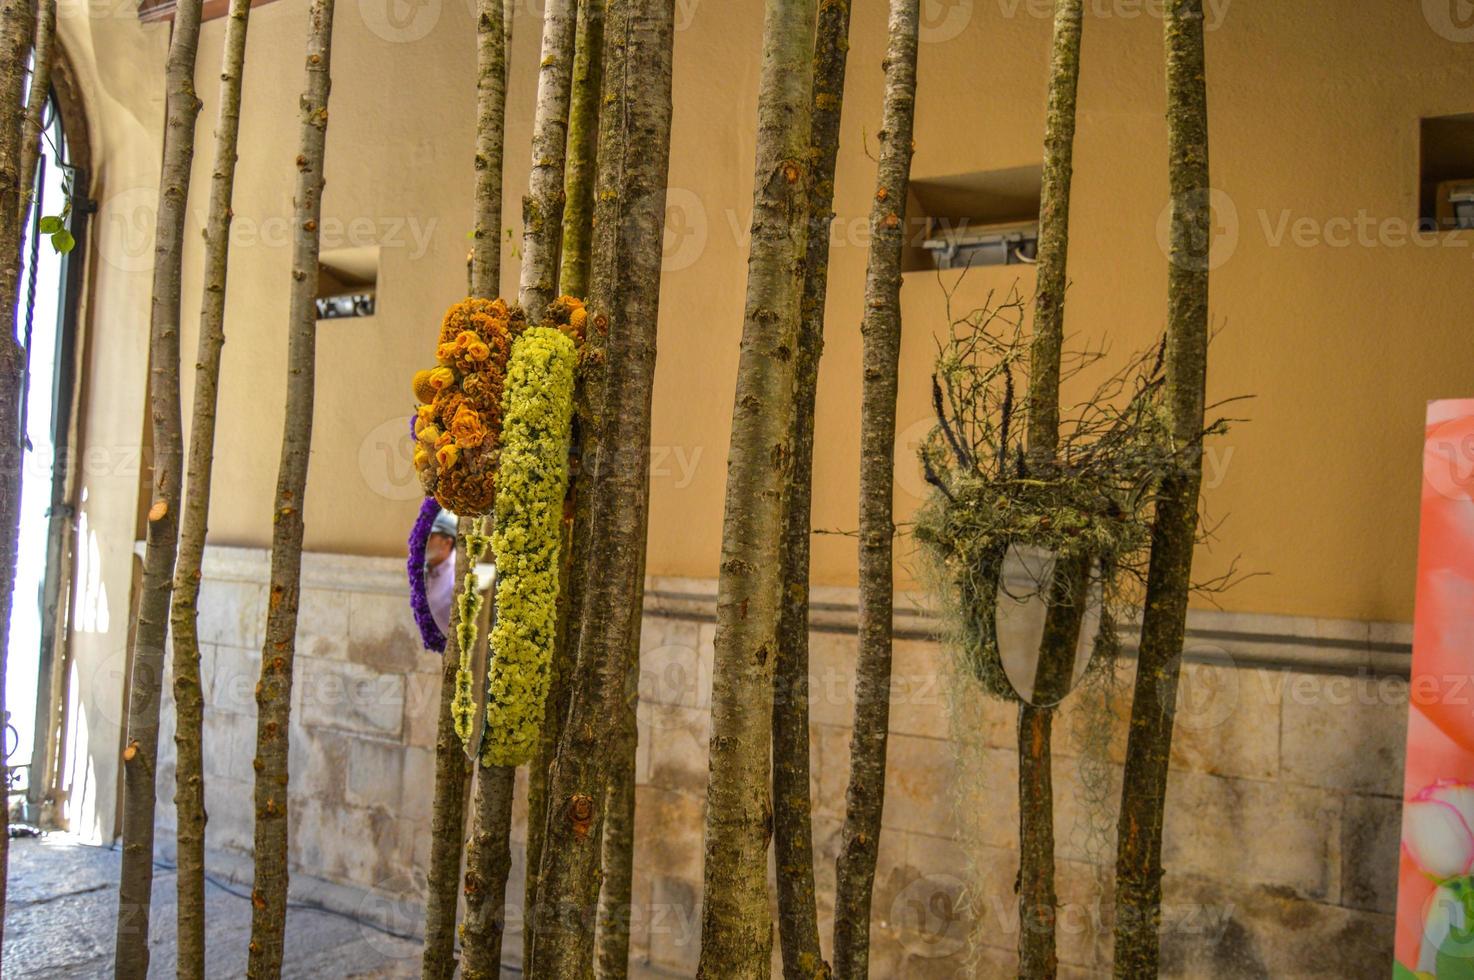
[450,404,488,448]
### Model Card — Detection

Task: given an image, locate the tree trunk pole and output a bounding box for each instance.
[528,2,674,974]
[528,0,603,940]
[557,0,604,300]
[574,7,620,968]
[0,0,37,966]
[169,0,252,975]
[421,3,510,974]
[16,0,54,231]
[459,1,542,975]
[518,0,578,318]
[471,0,508,300]
[114,1,204,975]
[461,763,516,979]
[525,505,578,962]
[245,1,335,973]
[1017,4,1084,977]
[419,543,472,980]
[1026,0,1082,466]
[773,4,850,977]
[593,555,643,979]
[697,3,818,977]
[1113,2,1210,975]
[830,3,918,977]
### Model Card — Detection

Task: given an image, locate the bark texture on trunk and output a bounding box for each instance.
[1113,2,1210,976]
[0,0,36,965]
[454,2,520,975]
[169,0,252,975]
[471,0,507,300]
[461,763,516,980]
[1025,0,1082,465]
[528,2,674,974]
[16,0,53,229]
[830,3,918,976]
[246,1,334,973]
[525,509,576,961]
[594,762,636,978]
[1016,7,1084,975]
[697,5,819,977]
[558,0,604,300]
[1017,703,1056,979]
[527,0,599,933]
[422,4,510,973]
[593,598,641,980]
[772,5,850,978]
[518,0,578,317]
[419,540,472,980]
[115,2,204,975]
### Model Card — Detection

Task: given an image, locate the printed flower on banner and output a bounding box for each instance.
[1406,780,1474,882]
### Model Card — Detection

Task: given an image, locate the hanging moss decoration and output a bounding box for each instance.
[479,325,578,767]
[450,515,493,743]
[914,290,1198,704]
[411,298,525,516]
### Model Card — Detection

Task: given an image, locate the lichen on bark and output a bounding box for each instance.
[169,0,254,973]
[1113,1,1212,976]
[831,1,919,976]
[774,2,850,977]
[245,0,336,973]
[115,0,205,974]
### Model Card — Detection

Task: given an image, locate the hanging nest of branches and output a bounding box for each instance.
[914,288,1189,703]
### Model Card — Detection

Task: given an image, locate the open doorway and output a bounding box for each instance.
[7,54,91,829]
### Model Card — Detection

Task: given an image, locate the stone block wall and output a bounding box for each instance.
[145,548,1410,978]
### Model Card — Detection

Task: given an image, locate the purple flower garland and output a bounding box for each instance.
[408,495,447,653]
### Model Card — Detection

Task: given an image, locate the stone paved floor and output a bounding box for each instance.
[0,835,691,979]
[1,835,422,979]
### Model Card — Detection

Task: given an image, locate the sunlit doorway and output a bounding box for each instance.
[7,59,90,828]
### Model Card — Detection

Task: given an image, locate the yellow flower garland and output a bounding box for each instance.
[479,325,578,766]
[450,516,492,743]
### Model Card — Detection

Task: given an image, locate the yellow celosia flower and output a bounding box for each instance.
[414,297,519,519]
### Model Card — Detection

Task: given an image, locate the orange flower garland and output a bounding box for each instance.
[411,298,523,515]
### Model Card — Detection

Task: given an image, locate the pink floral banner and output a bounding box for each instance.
[1396,400,1474,979]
